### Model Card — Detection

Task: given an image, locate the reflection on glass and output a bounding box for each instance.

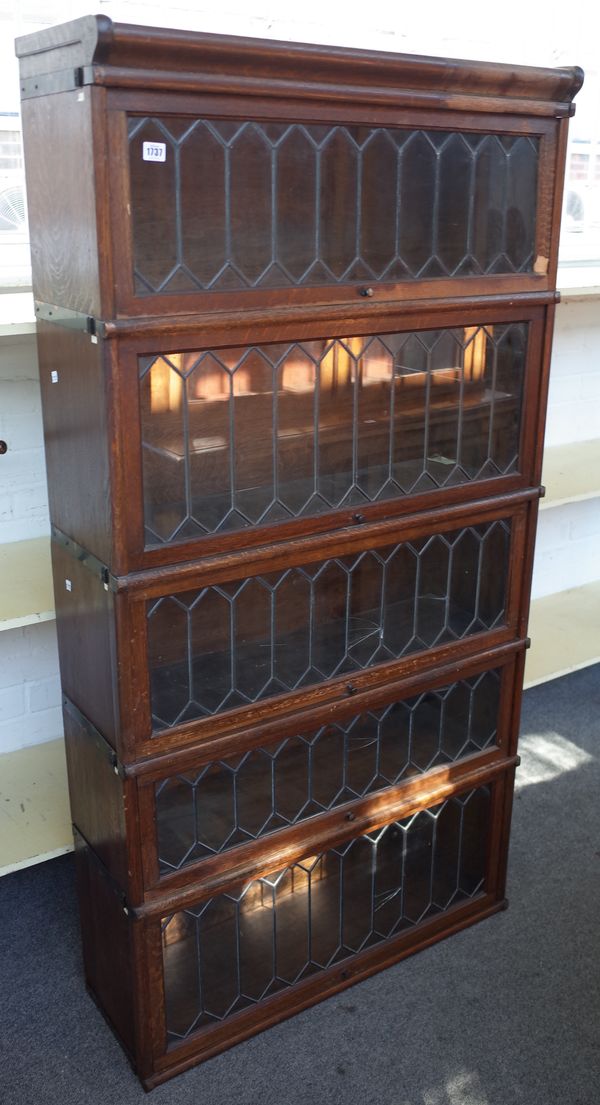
[147,519,510,730]
[155,670,501,872]
[162,786,490,1042]
[128,117,539,295]
[140,323,526,546]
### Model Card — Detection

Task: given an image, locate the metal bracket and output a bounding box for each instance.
[63,696,126,779]
[35,301,106,340]
[52,526,116,592]
[20,67,85,99]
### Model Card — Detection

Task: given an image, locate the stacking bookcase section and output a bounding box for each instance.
[51,492,532,761]
[128,119,541,303]
[63,641,525,905]
[17,13,580,1090]
[73,759,518,1087]
[37,304,547,574]
[16,17,582,322]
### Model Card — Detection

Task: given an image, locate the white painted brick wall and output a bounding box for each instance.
[0,335,50,543]
[0,622,62,755]
[532,499,600,600]
[532,297,600,598]
[546,300,600,447]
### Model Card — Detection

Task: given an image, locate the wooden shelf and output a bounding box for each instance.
[525,581,600,688]
[540,439,600,510]
[0,537,55,633]
[0,738,71,876]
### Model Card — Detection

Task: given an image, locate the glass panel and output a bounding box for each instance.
[155,670,501,873]
[147,519,510,730]
[128,118,539,296]
[140,323,527,547]
[162,786,491,1041]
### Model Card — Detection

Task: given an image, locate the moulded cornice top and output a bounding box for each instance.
[15,14,583,115]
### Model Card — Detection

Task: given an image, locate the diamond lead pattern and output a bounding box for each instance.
[161,786,490,1040]
[128,118,539,295]
[147,521,510,731]
[155,670,501,872]
[140,323,526,546]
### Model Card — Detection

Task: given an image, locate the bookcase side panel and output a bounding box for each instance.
[20,88,108,317]
[74,830,137,1060]
[37,323,113,565]
[51,539,119,747]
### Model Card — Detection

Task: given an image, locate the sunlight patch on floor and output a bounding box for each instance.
[423,1069,490,1105]
[516,731,593,789]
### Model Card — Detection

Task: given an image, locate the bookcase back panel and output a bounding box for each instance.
[128,118,539,298]
[155,668,501,875]
[146,517,510,731]
[161,784,490,1042]
[139,322,527,549]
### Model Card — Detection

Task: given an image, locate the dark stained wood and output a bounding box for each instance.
[132,628,518,761]
[15,16,583,112]
[112,589,150,762]
[533,302,558,488]
[35,302,547,576]
[51,539,119,747]
[76,665,521,904]
[517,313,546,488]
[113,305,544,573]
[18,20,576,1086]
[144,749,513,903]
[108,337,142,577]
[506,648,527,760]
[112,275,555,326]
[75,761,514,1081]
[518,499,542,643]
[114,489,537,598]
[135,753,518,917]
[20,90,106,316]
[73,829,137,1058]
[130,637,525,780]
[108,91,570,132]
[548,121,572,290]
[114,497,530,758]
[63,700,129,888]
[488,763,519,900]
[37,323,112,564]
[67,639,523,902]
[535,127,558,278]
[95,70,578,120]
[106,293,555,343]
[63,698,146,904]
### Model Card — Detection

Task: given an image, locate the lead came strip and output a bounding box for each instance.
[155,670,501,872]
[146,520,510,730]
[139,323,527,547]
[128,120,539,295]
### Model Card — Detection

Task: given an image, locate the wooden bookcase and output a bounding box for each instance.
[16,16,581,1088]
